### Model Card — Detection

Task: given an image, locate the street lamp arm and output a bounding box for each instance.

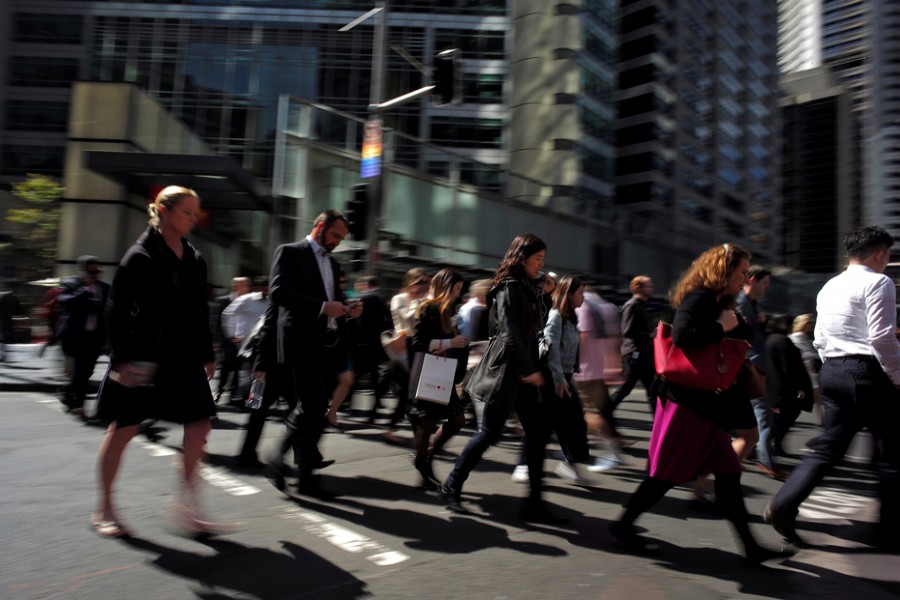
[368,85,435,112]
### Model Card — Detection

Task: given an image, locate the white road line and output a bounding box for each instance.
[799,487,872,520]
[135,438,177,457]
[280,506,410,566]
[199,465,261,496]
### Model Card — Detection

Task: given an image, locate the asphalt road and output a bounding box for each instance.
[1,348,898,599]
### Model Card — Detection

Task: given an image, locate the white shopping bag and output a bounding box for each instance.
[412,352,458,405]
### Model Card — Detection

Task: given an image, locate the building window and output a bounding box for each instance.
[430,117,503,149]
[8,57,79,87]
[1,144,64,176]
[5,100,69,131]
[14,13,83,44]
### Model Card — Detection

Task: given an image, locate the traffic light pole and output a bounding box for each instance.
[363,0,388,277]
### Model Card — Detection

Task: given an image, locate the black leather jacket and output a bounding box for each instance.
[465,277,544,411]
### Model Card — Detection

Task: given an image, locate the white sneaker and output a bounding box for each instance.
[586,455,622,473]
[555,462,602,486]
[511,464,529,483]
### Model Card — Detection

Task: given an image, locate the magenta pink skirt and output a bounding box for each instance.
[647,397,742,484]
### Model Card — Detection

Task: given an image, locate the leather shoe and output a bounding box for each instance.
[265,461,289,492]
[608,522,660,555]
[763,501,806,546]
[744,543,797,565]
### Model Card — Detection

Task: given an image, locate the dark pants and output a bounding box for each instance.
[770,357,900,539]
[608,347,655,432]
[773,402,803,453]
[354,343,390,412]
[446,386,545,497]
[216,339,240,397]
[239,363,292,462]
[63,333,102,408]
[275,342,343,481]
[518,373,590,466]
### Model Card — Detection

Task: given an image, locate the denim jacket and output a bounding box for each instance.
[544,309,580,389]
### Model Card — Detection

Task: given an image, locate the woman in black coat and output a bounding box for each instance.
[92,185,225,538]
[408,268,469,488]
[765,314,813,455]
[439,234,554,522]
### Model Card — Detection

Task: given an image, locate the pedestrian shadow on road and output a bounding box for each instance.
[121,535,369,599]
[290,477,567,558]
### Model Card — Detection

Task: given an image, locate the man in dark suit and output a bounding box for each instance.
[266,209,362,497]
[57,255,111,411]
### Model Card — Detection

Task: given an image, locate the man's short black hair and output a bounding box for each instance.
[313,209,348,230]
[845,226,894,259]
[748,265,771,281]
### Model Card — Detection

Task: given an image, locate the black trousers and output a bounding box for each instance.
[63,333,103,407]
[518,373,590,466]
[216,339,240,396]
[771,357,900,538]
[278,342,343,480]
[239,363,292,461]
[610,346,655,407]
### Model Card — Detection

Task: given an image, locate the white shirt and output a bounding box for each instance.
[813,264,900,384]
[222,291,268,340]
[307,235,337,329]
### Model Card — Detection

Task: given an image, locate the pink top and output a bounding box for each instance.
[574,301,605,381]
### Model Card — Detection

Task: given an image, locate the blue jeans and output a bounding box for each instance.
[445,401,510,492]
[751,396,776,469]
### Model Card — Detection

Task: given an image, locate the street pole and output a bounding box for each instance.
[364,0,387,277]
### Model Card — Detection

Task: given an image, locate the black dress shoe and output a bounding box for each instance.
[744,543,797,565]
[265,461,289,492]
[763,501,807,546]
[608,522,660,555]
[313,459,335,471]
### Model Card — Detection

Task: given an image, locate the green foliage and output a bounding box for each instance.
[5,174,63,281]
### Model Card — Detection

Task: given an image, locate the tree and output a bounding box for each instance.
[3,174,63,281]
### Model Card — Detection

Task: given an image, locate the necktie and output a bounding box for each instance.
[317,248,337,329]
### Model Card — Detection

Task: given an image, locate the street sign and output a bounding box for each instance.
[361,118,382,178]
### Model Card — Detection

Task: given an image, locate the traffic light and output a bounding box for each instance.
[345,183,368,240]
[433,48,461,105]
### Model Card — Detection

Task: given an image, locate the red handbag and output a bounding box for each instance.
[654,321,749,394]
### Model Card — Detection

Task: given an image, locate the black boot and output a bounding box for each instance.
[715,474,795,564]
[438,481,465,513]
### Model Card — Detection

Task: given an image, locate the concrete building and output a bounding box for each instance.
[780,68,855,274]
[778,0,900,246]
[615,0,782,288]
[1,0,621,289]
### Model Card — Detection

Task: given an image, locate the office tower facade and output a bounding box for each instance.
[781,68,855,273]
[778,0,900,244]
[615,0,782,286]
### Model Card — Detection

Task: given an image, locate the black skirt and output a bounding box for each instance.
[95,362,216,427]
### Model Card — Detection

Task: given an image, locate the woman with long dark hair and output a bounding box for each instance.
[609,243,791,563]
[439,234,555,522]
[408,268,469,487]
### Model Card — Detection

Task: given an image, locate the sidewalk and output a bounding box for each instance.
[0,343,107,393]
